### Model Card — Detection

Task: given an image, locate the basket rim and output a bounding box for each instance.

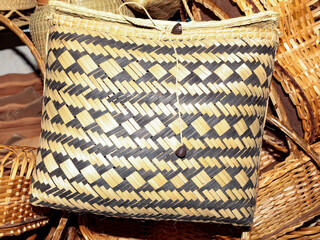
[48,0,279,30]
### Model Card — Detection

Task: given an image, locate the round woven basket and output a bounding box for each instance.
[0,145,49,237]
[0,0,36,11]
[0,0,36,30]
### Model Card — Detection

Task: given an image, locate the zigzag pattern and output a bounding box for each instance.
[31,25,277,226]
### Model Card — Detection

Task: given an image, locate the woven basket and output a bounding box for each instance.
[277,219,320,240]
[0,145,49,237]
[231,0,320,144]
[0,0,36,11]
[30,0,134,68]
[0,0,36,30]
[0,14,45,76]
[247,142,320,239]
[0,12,49,237]
[29,0,279,226]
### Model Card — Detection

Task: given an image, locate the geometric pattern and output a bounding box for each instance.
[30,11,279,227]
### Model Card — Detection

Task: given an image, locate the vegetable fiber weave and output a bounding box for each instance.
[30,1,279,226]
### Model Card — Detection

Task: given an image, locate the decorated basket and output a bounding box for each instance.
[29,0,280,227]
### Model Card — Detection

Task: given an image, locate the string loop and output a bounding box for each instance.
[119,2,186,153]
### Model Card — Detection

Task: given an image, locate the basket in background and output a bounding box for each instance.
[0,0,36,30]
[0,13,44,147]
[0,145,48,237]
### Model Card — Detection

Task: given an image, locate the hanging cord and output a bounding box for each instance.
[168,29,187,158]
[172,39,183,146]
[119,2,162,30]
[119,2,189,157]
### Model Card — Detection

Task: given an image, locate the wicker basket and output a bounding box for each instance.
[231,0,320,144]
[0,14,45,76]
[0,0,36,11]
[0,0,36,30]
[247,142,320,239]
[0,145,48,237]
[0,11,49,237]
[277,219,320,240]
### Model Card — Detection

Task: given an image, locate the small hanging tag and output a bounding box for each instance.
[171,23,182,35]
[175,144,187,158]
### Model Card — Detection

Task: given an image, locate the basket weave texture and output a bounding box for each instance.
[77,140,320,240]
[0,145,48,237]
[30,1,279,226]
[30,0,134,65]
[0,0,36,30]
[248,149,320,239]
[0,0,36,11]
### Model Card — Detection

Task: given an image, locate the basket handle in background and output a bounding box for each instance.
[0,14,45,77]
[266,113,320,167]
[119,0,196,26]
[180,0,232,21]
[191,0,231,20]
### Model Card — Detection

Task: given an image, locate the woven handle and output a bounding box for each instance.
[266,113,320,166]
[0,14,45,77]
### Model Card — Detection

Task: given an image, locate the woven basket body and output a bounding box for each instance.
[232,0,320,143]
[30,1,279,226]
[30,0,134,65]
[0,145,48,237]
